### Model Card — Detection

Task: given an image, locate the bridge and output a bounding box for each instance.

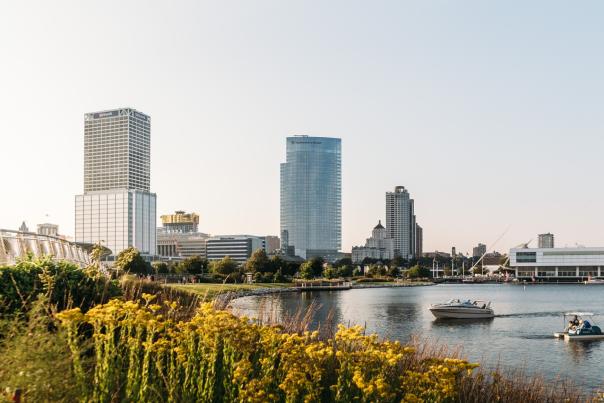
[0,229,91,267]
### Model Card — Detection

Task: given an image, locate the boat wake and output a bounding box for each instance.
[496,311,567,318]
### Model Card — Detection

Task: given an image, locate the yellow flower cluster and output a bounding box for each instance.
[57,299,478,402]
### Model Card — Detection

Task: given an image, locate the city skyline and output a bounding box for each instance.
[2,2,604,254]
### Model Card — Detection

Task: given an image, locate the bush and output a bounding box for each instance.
[114,247,150,274]
[57,299,479,402]
[407,265,431,279]
[0,257,121,317]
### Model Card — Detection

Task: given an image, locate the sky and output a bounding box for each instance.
[1,1,604,255]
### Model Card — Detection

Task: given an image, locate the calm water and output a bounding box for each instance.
[232,284,604,389]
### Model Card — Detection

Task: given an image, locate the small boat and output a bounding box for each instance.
[554,312,604,341]
[429,299,494,319]
[584,276,604,285]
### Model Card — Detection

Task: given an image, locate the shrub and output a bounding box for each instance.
[57,299,479,402]
[0,257,121,317]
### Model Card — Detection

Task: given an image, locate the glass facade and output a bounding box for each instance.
[75,190,156,256]
[280,136,341,258]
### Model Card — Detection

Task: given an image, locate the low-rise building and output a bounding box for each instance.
[156,231,210,258]
[37,223,59,237]
[351,221,395,263]
[206,235,266,263]
[510,247,604,280]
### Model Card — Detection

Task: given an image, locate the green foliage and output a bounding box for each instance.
[387,265,400,277]
[323,265,337,279]
[0,257,121,316]
[273,269,285,283]
[368,264,387,276]
[152,261,170,274]
[209,256,239,275]
[406,265,431,279]
[114,247,150,274]
[333,257,352,268]
[299,257,326,279]
[337,265,353,278]
[176,256,208,275]
[0,298,81,402]
[246,249,270,273]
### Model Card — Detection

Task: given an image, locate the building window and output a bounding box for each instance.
[516,252,536,263]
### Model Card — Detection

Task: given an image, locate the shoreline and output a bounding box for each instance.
[217,280,435,302]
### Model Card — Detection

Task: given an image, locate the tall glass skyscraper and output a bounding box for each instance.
[280,136,341,259]
[75,108,156,257]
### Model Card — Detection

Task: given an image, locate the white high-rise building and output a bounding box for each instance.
[75,108,156,257]
[385,186,417,259]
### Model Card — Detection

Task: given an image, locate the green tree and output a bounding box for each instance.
[246,249,270,273]
[407,265,431,279]
[152,261,169,274]
[323,265,337,279]
[299,260,314,279]
[114,247,149,274]
[308,257,325,277]
[337,265,353,278]
[333,257,353,268]
[387,265,400,277]
[268,255,285,274]
[178,256,208,275]
[209,256,239,275]
[273,269,285,283]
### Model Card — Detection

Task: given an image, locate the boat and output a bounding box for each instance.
[584,276,604,285]
[553,312,604,341]
[429,299,494,319]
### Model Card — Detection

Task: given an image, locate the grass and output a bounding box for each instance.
[171,282,289,300]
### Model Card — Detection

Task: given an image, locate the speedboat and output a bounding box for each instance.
[429,299,494,319]
[554,312,604,341]
[584,277,604,285]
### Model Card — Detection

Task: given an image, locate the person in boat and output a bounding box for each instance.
[571,315,580,327]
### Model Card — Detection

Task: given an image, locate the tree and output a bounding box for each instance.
[209,256,239,275]
[246,249,270,273]
[299,261,314,279]
[308,257,325,277]
[152,261,169,274]
[333,257,352,268]
[323,265,337,279]
[387,265,400,278]
[177,256,208,275]
[407,265,431,279]
[273,269,285,283]
[114,247,149,274]
[391,256,408,268]
[337,265,353,278]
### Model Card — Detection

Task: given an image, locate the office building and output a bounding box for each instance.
[37,223,59,237]
[386,186,417,259]
[473,243,487,258]
[75,108,157,257]
[156,232,209,258]
[206,235,266,263]
[510,247,604,280]
[19,221,29,232]
[280,136,341,259]
[351,220,395,263]
[538,233,555,249]
[263,235,281,254]
[160,211,199,233]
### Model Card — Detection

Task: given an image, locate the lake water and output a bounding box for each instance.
[232,284,604,390]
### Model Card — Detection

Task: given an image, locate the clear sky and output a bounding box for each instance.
[1,1,603,255]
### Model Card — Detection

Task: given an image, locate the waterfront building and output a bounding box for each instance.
[415,224,423,258]
[351,220,395,263]
[206,235,266,263]
[538,233,555,249]
[160,211,199,233]
[386,186,417,259]
[509,247,604,280]
[263,235,281,255]
[75,108,157,257]
[19,221,29,232]
[472,243,487,258]
[280,136,341,259]
[37,223,59,237]
[0,229,90,267]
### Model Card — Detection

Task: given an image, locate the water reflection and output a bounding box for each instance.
[232,284,604,389]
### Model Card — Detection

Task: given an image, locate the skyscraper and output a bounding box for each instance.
[386,186,417,259]
[280,136,341,259]
[538,233,554,248]
[472,243,487,257]
[75,108,156,257]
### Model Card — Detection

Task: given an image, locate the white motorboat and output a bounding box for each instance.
[553,312,604,341]
[584,276,604,285]
[429,299,494,319]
